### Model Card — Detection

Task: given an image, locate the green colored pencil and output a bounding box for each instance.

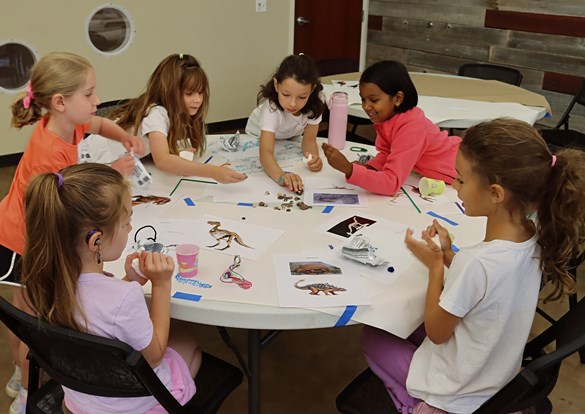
[401,186,421,214]
[169,178,217,196]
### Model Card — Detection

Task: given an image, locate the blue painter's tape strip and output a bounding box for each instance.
[335,305,357,327]
[452,244,460,253]
[426,211,459,226]
[183,197,196,206]
[172,291,202,302]
[237,202,254,207]
[322,205,334,214]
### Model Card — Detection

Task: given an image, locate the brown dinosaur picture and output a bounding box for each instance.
[289,261,342,275]
[207,220,254,251]
[294,280,347,296]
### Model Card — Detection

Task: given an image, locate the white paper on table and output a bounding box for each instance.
[273,253,371,308]
[303,176,369,207]
[158,215,285,261]
[419,96,542,126]
[129,191,183,230]
[204,174,287,203]
[335,220,415,285]
[206,139,304,175]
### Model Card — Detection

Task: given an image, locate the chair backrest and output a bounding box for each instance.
[457,63,523,86]
[474,297,585,414]
[96,99,129,119]
[316,58,359,77]
[553,79,585,130]
[0,296,195,413]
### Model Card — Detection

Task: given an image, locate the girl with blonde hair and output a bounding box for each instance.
[0,51,142,414]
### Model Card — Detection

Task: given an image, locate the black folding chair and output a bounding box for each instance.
[0,296,243,414]
[540,80,585,153]
[457,63,523,86]
[336,297,585,414]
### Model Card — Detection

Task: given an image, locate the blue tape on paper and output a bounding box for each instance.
[172,291,202,302]
[237,202,254,207]
[183,197,196,206]
[426,211,459,226]
[452,244,460,253]
[334,305,357,327]
[322,205,334,214]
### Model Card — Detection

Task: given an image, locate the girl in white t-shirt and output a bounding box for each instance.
[362,119,585,414]
[81,54,246,184]
[21,163,201,413]
[245,54,326,192]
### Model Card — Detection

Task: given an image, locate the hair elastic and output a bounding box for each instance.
[54,172,64,189]
[85,229,102,244]
[551,155,557,167]
[22,81,34,109]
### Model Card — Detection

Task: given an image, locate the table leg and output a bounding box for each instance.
[248,329,261,414]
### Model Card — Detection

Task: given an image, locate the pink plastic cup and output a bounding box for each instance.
[176,244,200,278]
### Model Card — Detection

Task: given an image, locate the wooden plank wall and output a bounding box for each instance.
[366,0,585,130]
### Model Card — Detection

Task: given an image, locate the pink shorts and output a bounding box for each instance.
[145,346,197,413]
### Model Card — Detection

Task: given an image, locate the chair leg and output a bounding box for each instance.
[568,294,585,363]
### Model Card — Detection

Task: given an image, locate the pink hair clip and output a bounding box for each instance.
[23,81,34,109]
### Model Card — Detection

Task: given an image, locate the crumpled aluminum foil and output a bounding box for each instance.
[220,130,241,152]
[341,234,388,266]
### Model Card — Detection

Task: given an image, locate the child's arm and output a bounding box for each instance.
[137,252,174,367]
[148,131,246,183]
[259,130,303,192]
[404,229,461,344]
[301,124,323,172]
[88,116,143,155]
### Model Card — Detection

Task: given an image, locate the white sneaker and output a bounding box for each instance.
[8,386,27,414]
[5,364,21,398]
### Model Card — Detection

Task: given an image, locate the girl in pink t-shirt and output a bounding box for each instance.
[21,163,200,413]
[323,60,460,196]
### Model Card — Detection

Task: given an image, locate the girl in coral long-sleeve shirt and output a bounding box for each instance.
[323,61,460,196]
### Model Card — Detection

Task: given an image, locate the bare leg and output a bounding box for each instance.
[167,320,202,377]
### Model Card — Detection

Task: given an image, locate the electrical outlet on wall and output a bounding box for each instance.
[256,0,267,12]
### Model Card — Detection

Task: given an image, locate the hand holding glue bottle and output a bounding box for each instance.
[128,150,153,189]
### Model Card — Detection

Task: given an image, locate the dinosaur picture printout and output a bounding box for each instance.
[274,253,371,308]
[153,215,284,261]
[303,176,369,208]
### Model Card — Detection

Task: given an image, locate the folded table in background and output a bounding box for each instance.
[321,72,551,128]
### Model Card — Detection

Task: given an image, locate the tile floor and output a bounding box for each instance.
[0,126,584,413]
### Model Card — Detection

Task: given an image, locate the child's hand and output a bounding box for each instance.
[404,228,444,272]
[425,219,453,253]
[140,252,175,285]
[111,154,135,177]
[212,165,247,184]
[322,143,352,176]
[124,252,148,286]
[278,172,303,193]
[305,152,323,172]
[121,134,144,155]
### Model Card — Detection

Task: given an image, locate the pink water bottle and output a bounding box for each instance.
[328,91,348,149]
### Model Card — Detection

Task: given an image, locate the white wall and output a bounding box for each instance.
[0,0,293,156]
